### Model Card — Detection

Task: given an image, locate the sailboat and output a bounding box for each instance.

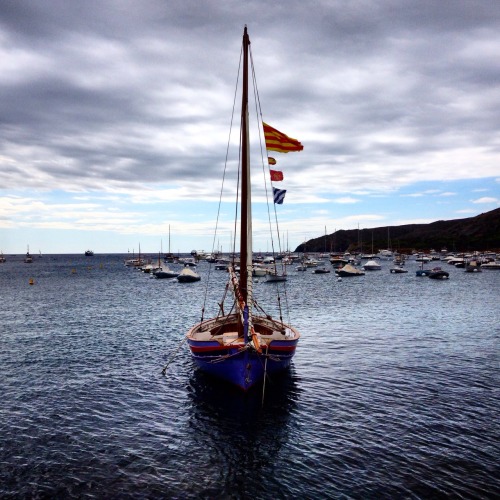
[379,227,393,259]
[185,27,302,391]
[163,225,176,263]
[124,244,145,267]
[265,261,288,282]
[24,245,33,263]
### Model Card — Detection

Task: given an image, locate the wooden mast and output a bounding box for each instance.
[240,26,250,304]
[238,26,252,340]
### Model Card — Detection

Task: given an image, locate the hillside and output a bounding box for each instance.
[295,208,500,254]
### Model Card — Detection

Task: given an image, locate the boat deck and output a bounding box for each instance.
[192,329,294,345]
[189,315,299,345]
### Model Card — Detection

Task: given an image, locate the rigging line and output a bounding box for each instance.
[231,39,245,267]
[249,42,288,322]
[251,298,281,328]
[233,109,242,267]
[281,280,292,327]
[161,336,188,375]
[215,281,232,318]
[200,43,244,319]
[250,46,285,266]
[252,297,289,334]
[250,53,278,260]
[209,306,237,337]
[250,46,286,293]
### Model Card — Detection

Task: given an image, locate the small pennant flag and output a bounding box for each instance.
[273,187,287,204]
[263,122,303,153]
[268,157,277,165]
[270,170,284,182]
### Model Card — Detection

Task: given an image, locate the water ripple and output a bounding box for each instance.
[0,256,498,498]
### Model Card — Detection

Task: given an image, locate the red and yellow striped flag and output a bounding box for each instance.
[263,122,303,153]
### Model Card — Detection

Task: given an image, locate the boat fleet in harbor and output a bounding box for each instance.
[1,247,498,280]
[119,247,500,283]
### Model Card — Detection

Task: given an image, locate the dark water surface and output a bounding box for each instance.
[1,254,499,498]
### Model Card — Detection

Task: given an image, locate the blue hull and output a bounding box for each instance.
[188,340,298,391]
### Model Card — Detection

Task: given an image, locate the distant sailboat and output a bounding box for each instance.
[164,225,176,262]
[265,270,287,282]
[124,244,145,267]
[24,246,33,263]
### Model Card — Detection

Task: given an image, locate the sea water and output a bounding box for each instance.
[0,255,498,498]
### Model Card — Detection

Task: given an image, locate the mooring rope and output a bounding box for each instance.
[261,344,269,406]
[161,336,188,375]
[208,344,250,363]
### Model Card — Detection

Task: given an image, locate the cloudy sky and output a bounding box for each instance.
[1,0,499,255]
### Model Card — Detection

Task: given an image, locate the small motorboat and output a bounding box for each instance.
[252,264,269,277]
[179,257,197,267]
[329,257,349,268]
[363,259,381,271]
[480,261,500,270]
[154,266,179,279]
[336,264,365,277]
[265,271,287,282]
[313,267,330,274]
[465,261,482,273]
[390,266,408,274]
[416,260,431,276]
[428,267,449,279]
[416,269,431,276]
[177,267,201,282]
[141,263,155,273]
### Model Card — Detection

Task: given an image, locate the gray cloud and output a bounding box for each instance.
[1,0,500,197]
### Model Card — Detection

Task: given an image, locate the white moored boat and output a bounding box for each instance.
[481,261,500,270]
[363,259,381,270]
